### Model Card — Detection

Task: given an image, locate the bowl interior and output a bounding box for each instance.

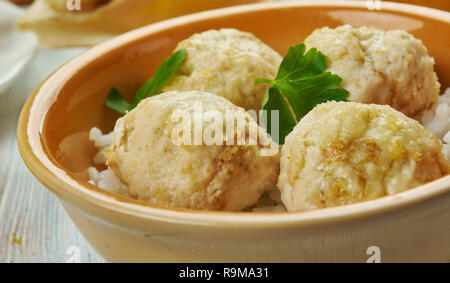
[40,3,450,196]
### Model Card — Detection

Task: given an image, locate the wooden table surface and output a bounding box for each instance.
[0,48,105,263]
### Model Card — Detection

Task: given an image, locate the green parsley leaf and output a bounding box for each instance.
[106,49,187,114]
[106,87,131,114]
[256,44,349,144]
[261,87,297,145]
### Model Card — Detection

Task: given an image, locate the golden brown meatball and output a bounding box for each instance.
[106,91,280,211]
[278,101,449,211]
[305,25,440,119]
[163,28,282,111]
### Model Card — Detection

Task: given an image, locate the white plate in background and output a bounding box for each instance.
[0,1,38,95]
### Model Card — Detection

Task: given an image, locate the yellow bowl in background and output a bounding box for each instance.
[18,1,450,262]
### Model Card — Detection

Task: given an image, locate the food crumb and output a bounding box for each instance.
[9,233,23,245]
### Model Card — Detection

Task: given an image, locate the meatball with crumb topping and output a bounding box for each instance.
[106,90,280,211]
[304,25,440,119]
[278,101,449,211]
[162,28,282,111]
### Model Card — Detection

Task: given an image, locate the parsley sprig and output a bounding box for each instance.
[256,44,349,144]
[106,44,347,145]
[106,49,187,114]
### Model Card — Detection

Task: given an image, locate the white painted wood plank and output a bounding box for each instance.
[0,49,105,263]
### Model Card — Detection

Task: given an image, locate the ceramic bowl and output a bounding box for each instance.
[17,1,450,262]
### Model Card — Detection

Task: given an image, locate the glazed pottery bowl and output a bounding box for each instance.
[17,1,450,262]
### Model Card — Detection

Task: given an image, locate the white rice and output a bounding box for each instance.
[87,166,129,197]
[89,127,113,164]
[87,89,450,212]
[420,88,450,161]
[87,128,129,197]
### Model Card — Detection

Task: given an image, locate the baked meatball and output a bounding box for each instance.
[106,90,279,211]
[278,101,449,211]
[304,25,440,119]
[163,28,282,111]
